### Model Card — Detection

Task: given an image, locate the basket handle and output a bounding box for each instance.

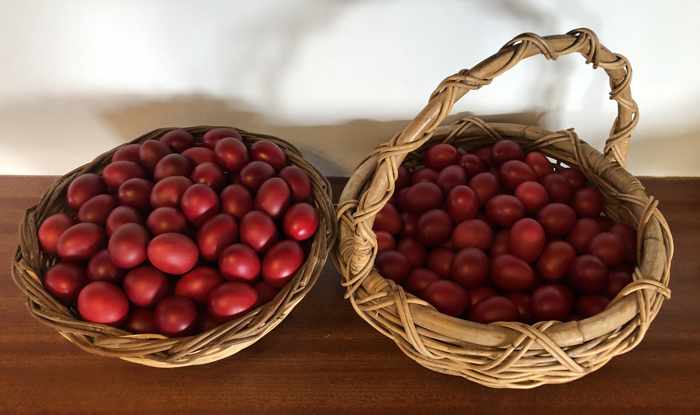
[405,28,637,166]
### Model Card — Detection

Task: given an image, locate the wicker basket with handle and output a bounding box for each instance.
[12,126,336,368]
[335,28,673,388]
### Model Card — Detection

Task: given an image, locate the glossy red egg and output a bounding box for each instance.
[87,250,122,282]
[509,218,545,262]
[139,139,172,171]
[219,243,261,281]
[207,282,258,320]
[427,247,454,277]
[375,231,396,252]
[405,182,443,214]
[576,296,609,318]
[146,207,187,235]
[57,222,105,261]
[567,218,601,253]
[220,184,254,218]
[117,178,153,210]
[411,168,439,184]
[417,209,452,246]
[446,185,479,222]
[239,161,274,191]
[112,144,141,163]
[108,223,148,268]
[153,153,192,181]
[499,160,536,190]
[203,128,241,148]
[215,137,249,172]
[38,213,74,254]
[198,213,238,261]
[77,281,129,325]
[589,232,625,267]
[150,176,192,208]
[67,173,106,209]
[474,146,494,167]
[573,187,604,218]
[492,140,524,164]
[105,206,142,237]
[78,194,116,225]
[452,219,493,250]
[405,268,440,295]
[240,210,277,252]
[436,165,466,193]
[147,233,198,275]
[154,296,197,336]
[159,129,194,152]
[251,140,287,170]
[491,254,536,292]
[469,296,519,323]
[451,248,488,289]
[468,172,500,203]
[102,161,146,190]
[181,183,220,225]
[560,167,587,190]
[514,181,549,212]
[262,240,304,287]
[537,203,576,237]
[425,143,458,170]
[182,146,217,165]
[44,262,85,304]
[175,266,223,303]
[191,161,225,190]
[255,178,291,218]
[486,195,525,227]
[283,203,318,241]
[459,153,487,177]
[537,241,576,281]
[279,166,312,201]
[569,254,609,294]
[123,266,169,307]
[532,284,573,321]
[524,151,553,178]
[376,250,411,283]
[397,238,427,267]
[373,203,402,234]
[542,173,573,203]
[423,280,469,317]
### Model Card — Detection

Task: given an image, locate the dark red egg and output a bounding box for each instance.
[215,137,249,172]
[469,296,519,323]
[532,284,573,321]
[198,213,238,261]
[77,281,129,325]
[219,243,261,281]
[405,268,440,295]
[467,286,497,308]
[126,308,157,333]
[524,151,553,178]
[400,212,419,238]
[154,296,197,336]
[542,173,573,203]
[423,280,469,317]
[559,167,587,190]
[537,241,576,281]
[405,182,443,213]
[452,219,493,250]
[397,238,427,267]
[573,187,604,218]
[607,270,633,298]
[427,247,454,277]
[486,195,525,227]
[417,209,452,246]
[375,231,396,252]
[474,146,494,167]
[154,154,192,181]
[468,172,500,203]
[589,232,626,267]
[191,161,225,190]
[139,140,172,171]
[611,223,637,263]
[150,176,192,208]
[117,178,153,210]
[446,185,479,222]
[87,249,123,282]
[57,222,105,261]
[376,250,411,283]
[38,213,74,254]
[514,181,549,212]
[499,160,536,190]
[102,161,146,190]
[282,203,318,242]
[108,223,148,268]
[240,161,275,191]
[254,281,279,304]
[491,255,536,292]
[492,140,524,164]
[567,218,601,253]
[182,146,217,165]
[220,184,254,218]
[67,173,106,209]
[279,166,312,201]
[203,128,241,148]
[373,203,402,234]
[508,292,533,323]
[123,266,169,307]
[425,143,458,170]
[396,166,411,189]
[106,206,142,237]
[436,165,466,193]
[159,129,194,152]
[537,203,576,237]
[255,178,291,218]
[146,207,187,235]
[250,140,287,170]
[147,233,199,275]
[451,248,489,289]
[490,229,510,257]
[569,255,609,294]
[509,218,545,262]
[576,296,609,318]
[176,266,223,303]
[262,240,304,287]
[44,262,85,304]
[411,167,439,184]
[207,282,258,320]
[181,183,220,225]
[112,144,141,163]
[78,194,116,225]
[459,153,487,177]
[240,210,277,252]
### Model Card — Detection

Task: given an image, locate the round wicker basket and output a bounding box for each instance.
[12,126,336,368]
[335,28,673,388]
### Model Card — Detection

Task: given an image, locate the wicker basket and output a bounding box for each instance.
[11,126,336,368]
[335,28,673,388]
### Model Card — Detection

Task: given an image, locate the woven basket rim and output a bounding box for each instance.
[11,125,337,367]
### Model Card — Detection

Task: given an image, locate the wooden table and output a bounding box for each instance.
[1,176,698,415]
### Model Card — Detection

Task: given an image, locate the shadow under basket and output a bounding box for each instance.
[12,126,336,368]
[335,28,673,388]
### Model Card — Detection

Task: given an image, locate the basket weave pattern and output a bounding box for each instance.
[12,126,336,368]
[335,29,673,388]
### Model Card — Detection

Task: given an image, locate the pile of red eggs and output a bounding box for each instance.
[37,128,319,336]
[373,139,637,323]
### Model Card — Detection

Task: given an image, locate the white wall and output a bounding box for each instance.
[0,0,698,177]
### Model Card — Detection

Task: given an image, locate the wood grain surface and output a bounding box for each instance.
[1,176,698,415]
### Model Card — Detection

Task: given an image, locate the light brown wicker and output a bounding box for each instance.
[335,28,673,388]
[12,126,336,368]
